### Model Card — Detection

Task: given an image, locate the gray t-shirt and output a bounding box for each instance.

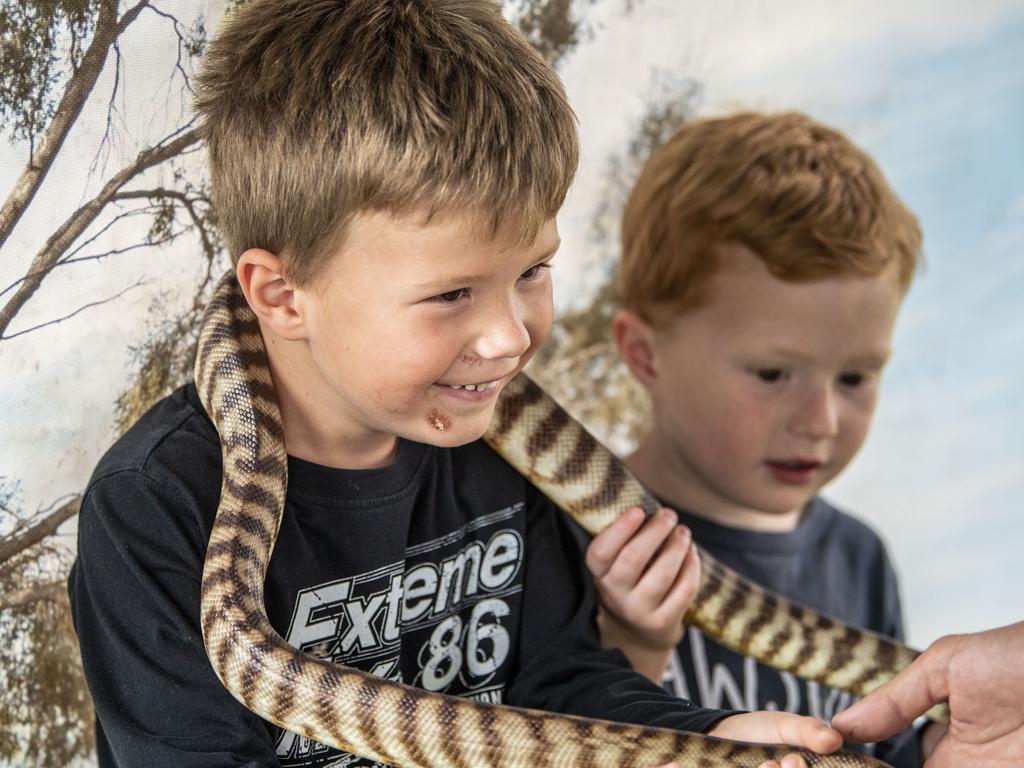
[660,497,921,767]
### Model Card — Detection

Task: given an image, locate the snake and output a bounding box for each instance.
[195,270,939,768]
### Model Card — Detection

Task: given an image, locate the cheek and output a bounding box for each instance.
[357,338,452,409]
[383,316,459,371]
[835,399,877,457]
[677,389,766,464]
[713,405,775,457]
[524,288,554,345]
[703,382,775,440]
[838,412,873,454]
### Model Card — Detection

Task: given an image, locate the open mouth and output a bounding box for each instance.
[765,458,824,484]
[768,459,822,471]
[439,379,501,392]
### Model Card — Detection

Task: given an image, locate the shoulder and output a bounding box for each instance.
[81,384,221,533]
[448,439,535,493]
[809,496,896,568]
[446,439,559,518]
[811,497,905,635]
[95,384,217,474]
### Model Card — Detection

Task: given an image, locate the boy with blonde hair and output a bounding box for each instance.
[586,111,944,766]
[69,4,841,767]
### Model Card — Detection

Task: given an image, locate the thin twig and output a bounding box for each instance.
[59,236,179,267]
[0,279,146,341]
[112,187,216,259]
[146,4,195,94]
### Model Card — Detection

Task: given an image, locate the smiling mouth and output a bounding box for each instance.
[438,379,502,392]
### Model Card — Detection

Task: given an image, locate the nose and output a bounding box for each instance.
[790,383,839,440]
[472,296,532,361]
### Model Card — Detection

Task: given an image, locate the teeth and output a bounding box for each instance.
[445,380,498,391]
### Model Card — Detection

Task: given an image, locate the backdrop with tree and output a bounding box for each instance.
[0,1,642,765]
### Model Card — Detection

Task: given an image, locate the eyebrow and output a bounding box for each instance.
[760,343,892,367]
[414,241,560,290]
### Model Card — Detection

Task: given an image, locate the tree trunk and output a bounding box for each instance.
[0,128,201,338]
[0,496,80,565]
[0,0,151,252]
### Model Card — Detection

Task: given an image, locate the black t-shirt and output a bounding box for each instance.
[656,500,921,767]
[69,384,729,767]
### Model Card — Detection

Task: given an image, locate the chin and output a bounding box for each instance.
[758,492,817,516]
[419,418,490,448]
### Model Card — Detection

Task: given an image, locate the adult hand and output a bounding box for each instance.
[832,621,1024,767]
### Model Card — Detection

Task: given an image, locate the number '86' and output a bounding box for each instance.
[420,598,510,691]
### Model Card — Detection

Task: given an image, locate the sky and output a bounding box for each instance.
[1,0,1021,657]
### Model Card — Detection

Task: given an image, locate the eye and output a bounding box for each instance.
[519,262,551,281]
[430,288,469,304]
[755,368,786,383]
[838,371,866,388]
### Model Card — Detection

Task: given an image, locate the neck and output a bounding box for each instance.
[261,326,397,470]
[625,438,803,533]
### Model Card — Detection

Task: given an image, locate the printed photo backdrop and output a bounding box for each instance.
[0,0,1021,764]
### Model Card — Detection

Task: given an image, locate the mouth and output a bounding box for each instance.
[437,379,502,392]
[432,372,512,403]
[765,458,824,484]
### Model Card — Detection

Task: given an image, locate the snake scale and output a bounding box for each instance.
[196,270,933,767]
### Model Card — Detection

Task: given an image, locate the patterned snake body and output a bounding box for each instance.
[195,271,922,767]
[486,378,923,700]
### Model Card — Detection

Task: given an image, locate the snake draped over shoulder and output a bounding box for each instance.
[195,271,939,768]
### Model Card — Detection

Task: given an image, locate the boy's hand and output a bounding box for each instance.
[586,507,700,648]
[713,711,843,768]
[655,712,841,768]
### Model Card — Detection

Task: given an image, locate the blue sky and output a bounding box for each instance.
[835,18,1024,643]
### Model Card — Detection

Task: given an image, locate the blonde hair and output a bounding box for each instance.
[195,0,578,284]
[620,111,922,320]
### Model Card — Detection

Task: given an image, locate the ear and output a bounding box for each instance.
[235,249,307,341]
[613,309,658,389]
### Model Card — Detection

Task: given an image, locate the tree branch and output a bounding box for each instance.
[0,0,152,253]
[146,3,197,95]
[0,497,81,566]
[1,279,145,341]
[0,208,163,300]
[0,580,67,611]
[0,127,201,339]
[59,235,179,268]
[113,187,217,260]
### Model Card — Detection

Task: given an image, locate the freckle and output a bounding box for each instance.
[461,355,482,367]
[428,409,452,432]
